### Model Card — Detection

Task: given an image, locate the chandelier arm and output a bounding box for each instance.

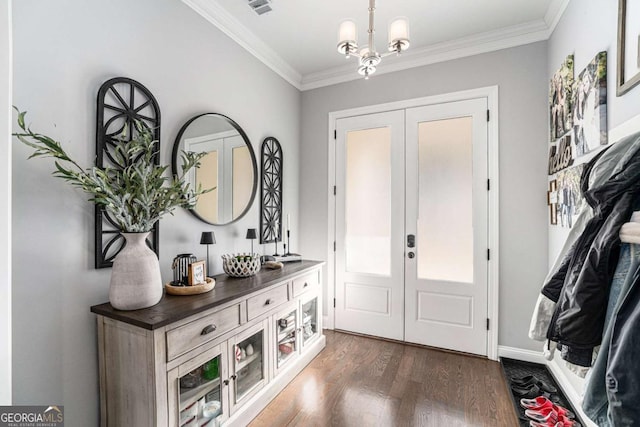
[380,50,397,59]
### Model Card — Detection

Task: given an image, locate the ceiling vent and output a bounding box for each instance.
[248,0,272,15]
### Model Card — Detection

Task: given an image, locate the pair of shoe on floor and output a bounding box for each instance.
[511,375,558,399]
[520,396,581,427]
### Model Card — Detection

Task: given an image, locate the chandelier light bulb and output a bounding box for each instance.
[337,20,358,56]
[388,17,410,52]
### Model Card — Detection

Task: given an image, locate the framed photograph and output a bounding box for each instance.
[556,165,585,229]
[572,51,608,157]
[547,180,558,225]
[617,0,640,96]
[188,260,206,285]
[549,55,574,141]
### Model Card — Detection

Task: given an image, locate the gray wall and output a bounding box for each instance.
[1,0,12,405]
[300,42,549,351]
[12,0,300,424]
[546,0,640,398]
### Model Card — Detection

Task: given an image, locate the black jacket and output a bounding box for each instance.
[542,131,640,366]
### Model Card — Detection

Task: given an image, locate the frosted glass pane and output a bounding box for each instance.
[232,146,251,218]
[196,151,219,223]
[345,127,391,276]
[417,117,473,283]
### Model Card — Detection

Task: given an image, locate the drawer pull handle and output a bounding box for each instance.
[201,324,217,335]
[303,282,308,288]
[265,299,273,306]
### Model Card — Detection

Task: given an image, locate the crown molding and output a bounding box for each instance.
[182,0,302,90]
[183,0,571,92]
[301,19,550,91]
[544,0,571,35]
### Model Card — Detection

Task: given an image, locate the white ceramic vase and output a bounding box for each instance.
[109,232,163,311]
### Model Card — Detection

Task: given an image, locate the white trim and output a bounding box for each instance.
[182,1,571,92]
[547,359,598,427]
[544,0,571,33]
[486,86,500,361]
[609,113,640,143]
[327,86,500,360]
[0,0,12,405]
[181,0,302,90]
[497,346,546,365]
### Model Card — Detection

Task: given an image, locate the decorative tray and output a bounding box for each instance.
[165,277,215,296]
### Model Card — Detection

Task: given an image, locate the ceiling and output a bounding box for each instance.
[183,0,570,90]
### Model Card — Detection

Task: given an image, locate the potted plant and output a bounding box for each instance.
[13,109,211,310]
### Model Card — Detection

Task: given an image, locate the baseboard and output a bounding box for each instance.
[546,359,597,427]
[498,345,546,364]
[322,315,333,330]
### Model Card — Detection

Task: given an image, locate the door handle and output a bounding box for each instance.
[407,234,415,248]
[407,252,415,259]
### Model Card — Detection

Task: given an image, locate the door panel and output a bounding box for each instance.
[335,110,405,340]
[405,99,488,356]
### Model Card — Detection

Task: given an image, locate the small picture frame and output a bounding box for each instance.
[617,0,640,95]
[188,260,206,285]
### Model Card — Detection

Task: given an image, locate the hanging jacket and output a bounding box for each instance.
[529,130,640,366]
[606,261,640,426]
[582,210,640,427]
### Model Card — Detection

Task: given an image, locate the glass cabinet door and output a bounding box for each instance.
[301,295,319,350]
[168,343,228,427]
[275,305,299,374]
[230,320,268,411]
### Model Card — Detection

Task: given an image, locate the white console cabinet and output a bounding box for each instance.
[91,261,325,427]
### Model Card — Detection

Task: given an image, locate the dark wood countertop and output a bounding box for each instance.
[90,260,324,330]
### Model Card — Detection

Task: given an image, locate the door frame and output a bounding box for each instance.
[326,86,500,360]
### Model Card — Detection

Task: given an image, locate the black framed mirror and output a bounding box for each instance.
[172,113,258,225]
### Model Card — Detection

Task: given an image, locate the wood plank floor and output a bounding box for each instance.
[250,331,518,427]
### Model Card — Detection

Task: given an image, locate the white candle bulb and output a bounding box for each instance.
[287,214,291,230]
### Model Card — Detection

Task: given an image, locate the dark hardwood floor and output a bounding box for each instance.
[250,330,518,427]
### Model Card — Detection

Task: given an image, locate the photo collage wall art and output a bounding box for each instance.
[547,51,608,227]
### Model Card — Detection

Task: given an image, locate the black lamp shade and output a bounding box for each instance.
[200,231,215,245]
[246,228,257,239]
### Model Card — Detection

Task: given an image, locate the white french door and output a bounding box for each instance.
[334,98,489,356]
[404,99,488,355]
[334,110,406,340]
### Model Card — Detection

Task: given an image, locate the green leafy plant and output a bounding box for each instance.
[13,108,212,232]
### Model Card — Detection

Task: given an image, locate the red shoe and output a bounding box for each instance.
[529,421,563,427]
[528,413,578,427]
[525,406,559,423]
[522,397,575,419]
[521,396,554,410]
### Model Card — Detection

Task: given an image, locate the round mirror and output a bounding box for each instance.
[172,113,258,225]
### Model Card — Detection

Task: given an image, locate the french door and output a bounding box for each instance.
[334,110,406,340]
[334,98,489,356]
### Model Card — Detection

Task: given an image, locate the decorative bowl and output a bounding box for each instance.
[221,253,261,277]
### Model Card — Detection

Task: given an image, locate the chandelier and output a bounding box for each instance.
[337,0,410,79]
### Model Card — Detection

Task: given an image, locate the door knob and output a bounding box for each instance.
[407,252,415,259]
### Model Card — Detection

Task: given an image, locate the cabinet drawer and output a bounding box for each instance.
[247,284,289,320]
[166,304,241,360]
[292,271,319,298]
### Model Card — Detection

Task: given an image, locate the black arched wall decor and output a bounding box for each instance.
[95,77,161,269]
[260,137,283,244]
